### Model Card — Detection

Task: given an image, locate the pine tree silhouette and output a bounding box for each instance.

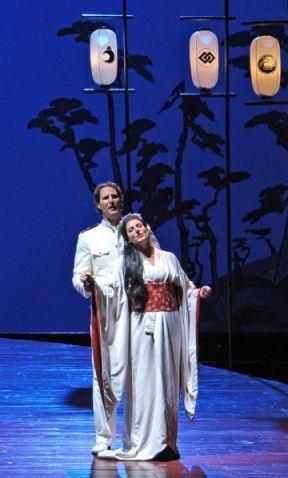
[233,237,251,267]
[159,81,226,279]
[245,111,288,151]
[243,184,288,225]
[28,98,105,191]
[229,25,288,265]
[245,228,276,255]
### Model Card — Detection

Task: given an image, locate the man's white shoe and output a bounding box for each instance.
[91,442,109,455]
[97,449,115,459]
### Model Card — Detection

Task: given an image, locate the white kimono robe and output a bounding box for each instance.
[105,247,200,460]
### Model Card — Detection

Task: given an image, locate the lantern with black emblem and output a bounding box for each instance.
[190,30,219,90]
[250,35,281,97]
[90,29,118,86]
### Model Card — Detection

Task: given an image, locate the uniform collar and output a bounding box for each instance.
[101,218,121,230]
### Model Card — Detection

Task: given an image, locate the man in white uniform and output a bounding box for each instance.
[72,182,125,454]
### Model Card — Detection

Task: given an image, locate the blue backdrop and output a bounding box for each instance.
[1,0,287,333]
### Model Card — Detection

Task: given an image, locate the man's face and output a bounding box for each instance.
[97,186,123,225]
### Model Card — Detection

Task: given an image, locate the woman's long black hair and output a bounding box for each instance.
[120,214,149,313]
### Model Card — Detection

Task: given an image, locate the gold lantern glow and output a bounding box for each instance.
[250,35,281,97]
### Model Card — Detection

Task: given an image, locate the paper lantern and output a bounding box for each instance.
[190,30,219,89]
[90,29,118,85]
[250,35,281,97]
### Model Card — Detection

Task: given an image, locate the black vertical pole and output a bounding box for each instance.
[224,0,233,370]
[122,0,132,211]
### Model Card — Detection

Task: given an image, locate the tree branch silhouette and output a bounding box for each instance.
[245,111,288,151]
[28,98,105,191]
[243,184,288,225]
[245,228,276,255]
[159,81,226,278]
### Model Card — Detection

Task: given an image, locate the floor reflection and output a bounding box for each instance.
[90,457,208,477]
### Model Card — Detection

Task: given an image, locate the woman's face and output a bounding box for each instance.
[126,218,149,248]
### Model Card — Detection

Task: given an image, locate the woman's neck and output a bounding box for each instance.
[137,243,152,255]
[138,244,155,265]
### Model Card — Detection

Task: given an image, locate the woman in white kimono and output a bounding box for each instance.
[99,213,211,461]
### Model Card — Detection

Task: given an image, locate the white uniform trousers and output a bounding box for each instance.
[92,358,116,446]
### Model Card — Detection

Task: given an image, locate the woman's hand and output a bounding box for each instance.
[199,286,212,299]
[80,272,95,292]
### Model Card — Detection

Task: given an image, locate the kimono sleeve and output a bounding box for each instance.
[172,254,201,419]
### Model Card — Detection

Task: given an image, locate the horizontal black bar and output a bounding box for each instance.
[180,92,237,98]
[242,20,288,25]
[0,333,91,346]
[180,16,236,21]
[84,87,136,94]
[82,13,133,19]
[245,100,288,105]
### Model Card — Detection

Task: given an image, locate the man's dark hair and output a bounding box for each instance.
[94,182,124,204]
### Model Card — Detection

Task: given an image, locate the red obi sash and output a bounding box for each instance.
[131,281,179,312]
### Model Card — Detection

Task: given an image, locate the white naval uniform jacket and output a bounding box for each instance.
[72,219,127,407]
[73,219,124,297]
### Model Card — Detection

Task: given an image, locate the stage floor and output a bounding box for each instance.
[0,338,287,478]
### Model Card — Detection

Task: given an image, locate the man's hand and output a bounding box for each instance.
[199,286,212,299]
[80,272,95,292]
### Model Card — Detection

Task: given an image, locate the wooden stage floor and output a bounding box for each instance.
[0,338,287,478]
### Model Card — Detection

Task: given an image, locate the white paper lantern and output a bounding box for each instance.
[190,30,219,89]
[250,35,281,97]
[90,29,118,86]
